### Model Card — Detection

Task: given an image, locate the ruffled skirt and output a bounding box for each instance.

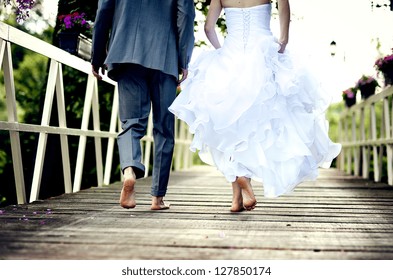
[169,33,341,198]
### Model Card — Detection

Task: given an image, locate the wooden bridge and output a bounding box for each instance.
[1,166,393,260]
[1,23,393,260]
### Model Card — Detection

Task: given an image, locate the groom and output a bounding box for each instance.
[91,0,195,210]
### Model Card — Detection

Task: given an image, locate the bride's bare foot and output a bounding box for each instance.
[237,176,257,211]
[119,167,136,209]
[230,181,245,212]
[151,196,170,210]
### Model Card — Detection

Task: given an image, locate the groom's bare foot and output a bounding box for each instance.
[230,181,245,212]
[119,167,136,209]
[151,196,170,210]
[237,176,257,211]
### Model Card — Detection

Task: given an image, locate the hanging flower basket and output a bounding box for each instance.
[356,75,379,99]
[342,87,357,108]
[383,67,393,86]
[359,83,377,99]
[58,32,92,60]
[57,12,92,60]
[375,53,393,86]
[345,97,356,107]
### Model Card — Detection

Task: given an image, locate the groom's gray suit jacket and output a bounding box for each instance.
[91,0,195,79]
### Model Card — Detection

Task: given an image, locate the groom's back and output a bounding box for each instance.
[106,0,179,76]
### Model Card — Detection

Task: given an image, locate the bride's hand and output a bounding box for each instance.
[278,42,287,53]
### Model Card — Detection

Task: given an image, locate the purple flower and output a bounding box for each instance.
[20,215,29,221]
[342,87,357,99]
[58,11,92,34]
[356,75,379,87]
[3,0,36,23]
[375,53,393,72]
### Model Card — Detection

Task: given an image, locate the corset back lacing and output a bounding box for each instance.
[242,9,251,51]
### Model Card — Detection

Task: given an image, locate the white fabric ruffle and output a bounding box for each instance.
[169,4,341,197]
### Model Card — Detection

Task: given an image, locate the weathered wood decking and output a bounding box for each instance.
[0,165,393,260]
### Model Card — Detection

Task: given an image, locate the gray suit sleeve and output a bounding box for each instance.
[177,0,195,70]
[91,0,115,67]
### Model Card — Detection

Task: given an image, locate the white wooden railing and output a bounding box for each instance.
[338,85,393,185]
[0,22,193,204]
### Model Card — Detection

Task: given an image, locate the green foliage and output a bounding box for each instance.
[0,101,6,121]
[0,76,6,121]
[195,0,227,32]
[326,102,345,143]
[0,149,6,171]
[0,194,6,207]
[13,51,48,124]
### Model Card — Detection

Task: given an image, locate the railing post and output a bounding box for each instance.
[370,104,381,182]
[73,75,95,192]
[54,61,72,194]
[103,86,119,185]
[360,107,369,179]
[185,126,193,169]
[383,97,393,185]
[352,111,360,176]
[344,114,351,174]
[175,119,187,171]
[91,77,104,187]
[1,39,26,204]
[30,60,74,201]
[337,117,344,171]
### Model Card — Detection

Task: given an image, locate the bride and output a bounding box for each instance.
[169,0,341,212]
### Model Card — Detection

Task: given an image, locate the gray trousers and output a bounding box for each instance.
[116,64,177,197]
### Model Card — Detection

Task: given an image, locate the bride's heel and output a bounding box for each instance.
[237,176,257,211]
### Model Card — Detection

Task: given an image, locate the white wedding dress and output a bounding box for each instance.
[169,4,341,198]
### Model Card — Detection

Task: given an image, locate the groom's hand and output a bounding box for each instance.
[92,64,106,80]
[178,68,188,84]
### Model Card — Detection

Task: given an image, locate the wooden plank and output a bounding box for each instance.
[2,242,392,260]
[1,167,393,260]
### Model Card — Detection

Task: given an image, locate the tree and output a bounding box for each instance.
[1,0,36,23]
